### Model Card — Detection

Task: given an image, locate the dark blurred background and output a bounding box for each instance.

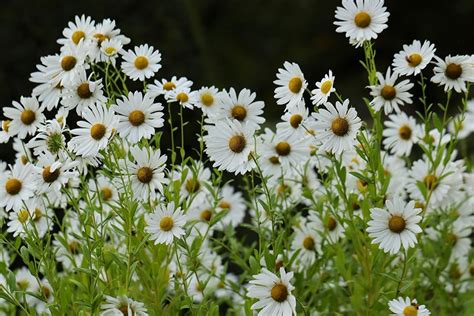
[1,0,474,163]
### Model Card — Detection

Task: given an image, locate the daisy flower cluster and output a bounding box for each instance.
[0,2,473,315]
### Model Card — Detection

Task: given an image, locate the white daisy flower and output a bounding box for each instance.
[57,15,96,47]
[216,184,246,229]
[186,194,216,237]
[261,130,309,169]
[311,70,336,106]
[388,297,430,316]
[448,113,474,139]
[382,112,422,156]
[69,104,118,157]
[99,38,123,66]
[274,61,307,111]
[170,162,211,200]
[212,88,265,131]
[15,267,39,303]
[100,295,148,316]
[88,174,118,210]
[6,207,32,238]
[382,152,408,198]
[431,55,474,93]
[122,145,168,201]
[392,40,436,76]
[195,86,222,117]
[447,220,472,260]
[165,86,198,109]
[367,197,422,254]
[369,67,414,114]
[47,41,90,85]
[247,267,296,316]
[0,162,35,211]
[312,99,362,155]
[33,151,79,194]
[53,231,83,270]
[27,119,66,157]
[334,0,390,43]
[61,69,107,114]
[148,76,193,98]
[30,55,64,111]
[308,210,346,244]
[276,99,309,138]
[113,91,164,143]
[0,120,11,143]
[91,18,131,63]
[291,220,321,271]
[406,158,462,208]
[145,202,186,245]
[204,120,255,174]
[3,96,45,139]
[121,44,162,81]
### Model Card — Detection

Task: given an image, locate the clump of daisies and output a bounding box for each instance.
[0,2,473,315]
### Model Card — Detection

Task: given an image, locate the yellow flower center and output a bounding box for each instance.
[42,165,60,183]
[2,120,11,132]
[71,30,85,45]
[331,117,349,136]
[388,215,406,233]
[17,280,30,290]
[5,178,22,195]
[128,110,146,126]
[77,83,92,99]
[104,46,117,56]
[90,123,107,140]
[381,85,396,100]
[68,240,81,254]
[275,141,291,156]
[445,63,463,80]
[231,105,247,121]
[302,236,315,250]
[288,77,303,94]
[406,53,422,67]
[398,125,412,140]
[320,80,333,94]
[446,233,458,246]
[163,82,176,91]
[289,114,303,128]
[200,93,214,107]
[94,33,109,45]
[218,201,231,209]
[34,208,42,222]
[200,209,212,222]
[354,11,371,28]
[270,283,288,302]
[18,209,30,223]
[228,135,246,153]
[159,216,174,231]
[423,174,438,191]
[61,55,77,71]
[269,156,280,165]
[101,187,113,201]
[326,217,337,231]
[134,56,149,70]
[176,92,189,103]
[185,178,200,193]
[137,167,153,183]
[403,305,418,316]
[20,109,36,125]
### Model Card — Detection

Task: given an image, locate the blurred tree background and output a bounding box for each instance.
[1,0,473,162]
